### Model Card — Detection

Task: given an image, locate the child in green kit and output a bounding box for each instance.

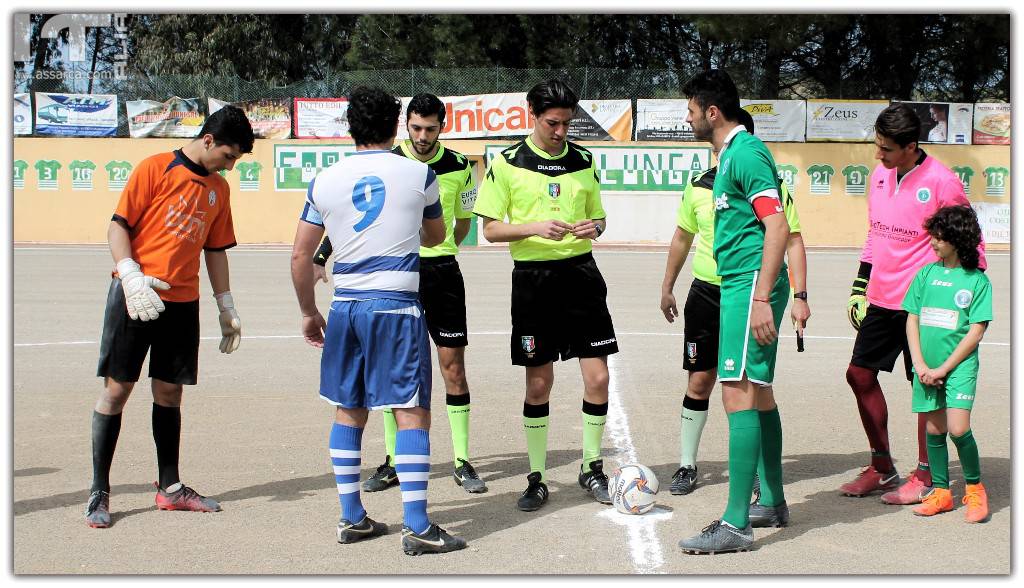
[902,205,992,523]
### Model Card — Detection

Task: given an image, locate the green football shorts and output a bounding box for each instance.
[912,368,978,412]
[718,269,789,385]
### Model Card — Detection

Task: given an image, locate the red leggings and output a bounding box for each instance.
[846,363,930,481]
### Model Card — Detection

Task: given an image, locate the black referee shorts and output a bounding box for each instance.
[510,252,618,367]
[96,279,200,385]
[682,278,721,372]
[850,304,913,381]
[419,255,468,348]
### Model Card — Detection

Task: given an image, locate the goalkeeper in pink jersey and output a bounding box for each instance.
[840,103,986,504]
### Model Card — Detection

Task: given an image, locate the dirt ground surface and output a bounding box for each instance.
[10,246,1011,575]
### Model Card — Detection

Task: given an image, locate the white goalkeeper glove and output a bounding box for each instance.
[116,258,170,321]
[215,291,241,354]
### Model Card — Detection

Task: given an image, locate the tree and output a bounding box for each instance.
[16,13,1009,103]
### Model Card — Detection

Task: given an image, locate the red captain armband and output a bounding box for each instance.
[752,195,784,221]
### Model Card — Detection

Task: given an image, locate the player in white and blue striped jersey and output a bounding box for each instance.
[289,86,466,556]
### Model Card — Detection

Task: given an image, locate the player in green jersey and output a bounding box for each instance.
[474,80,616,511]
[660,109,809,500]
[903,205,992,522]
[312,94,485,494]
[677,70,791,555]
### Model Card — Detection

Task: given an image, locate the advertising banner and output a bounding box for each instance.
[901,102,973,145]
[634,99,692,141]
[15,93,32,135]
[352,93,624,141]
[34,92,118,137]
[970,202,1009,244]
[972,103,1010,145]
[740,99,806,142]
[395,93,534,140]
[293,97,349,139]
[569,100,633,141]
[806,99,889,142]
[209,98,292,139]
[486,144,711,192]
[274,144,358,190]
[946,103,974,145]
[127,97,206,138]
[437,93,533,139]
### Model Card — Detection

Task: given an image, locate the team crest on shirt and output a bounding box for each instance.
[208,190,217,206]
[916,188,931,203]
[548,183,561,199]
[954,289,973,309]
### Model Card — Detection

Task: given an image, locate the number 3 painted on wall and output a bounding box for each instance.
[352,176,386,232]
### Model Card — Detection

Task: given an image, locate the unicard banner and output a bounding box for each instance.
[740,99,806,142]
[127,96,206,138]
[209,98,292,139]
[396,93,545,140]
[634,99,693,141]
[806,99,889,142]
[435,93,534,139]
[34,92,118,137]
[14,93,32,135]
[324,93,623,141]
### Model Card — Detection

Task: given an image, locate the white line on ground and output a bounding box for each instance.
[13,332,1010,347]
[604,354,667,574]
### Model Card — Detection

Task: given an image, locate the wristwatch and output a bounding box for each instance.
[793,291,808,300]
[594,223,604,238]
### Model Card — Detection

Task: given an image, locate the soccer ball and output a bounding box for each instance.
[610,463,659,515]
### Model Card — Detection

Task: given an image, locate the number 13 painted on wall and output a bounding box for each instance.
[352,176,386,232]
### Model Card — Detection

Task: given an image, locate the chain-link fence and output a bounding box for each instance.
[25,66,877,101]
[13,66,909,137]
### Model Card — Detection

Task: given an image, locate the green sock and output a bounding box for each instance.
[951,430,981,485]
[446,394,471,466]
[926,432,950,489]
[382,408,397,464]
[523,402,550,482]
[680,396,709,468]
[756,407,785,507]
[582,401,608,471]
[722,409,761,529]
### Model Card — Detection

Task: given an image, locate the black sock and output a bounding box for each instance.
[152,403,181,490]
[91,411,122,493]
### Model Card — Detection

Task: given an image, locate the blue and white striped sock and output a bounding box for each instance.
[394,428,431,534]
[329,423,365,524]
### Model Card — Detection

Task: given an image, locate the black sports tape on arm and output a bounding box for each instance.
[851,261,872,295]
[312,236,333,266]
[857,261,872,282]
